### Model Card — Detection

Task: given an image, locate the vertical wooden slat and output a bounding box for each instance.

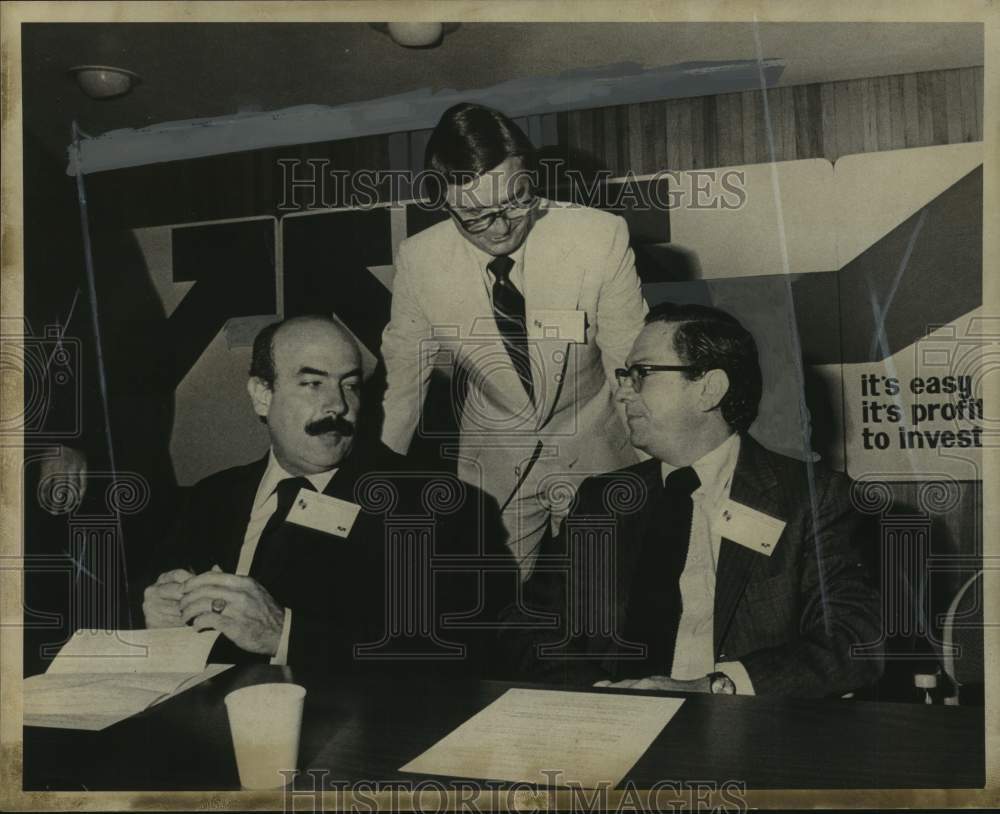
[875,76,894,151]
[541,113,559,147]
[574,108,591,164]
[842,79,864,158]
[627,103,643,175]
[639,101,657,174]
[757,87,776,162]
[616,106,631,175]
[570,109,587,156]
[717,92,743,167]
[590,108,605,170]
[958,68,977,142]
[556,111,570,153]
[602,106,619,174]
[689,96,706,168]
[820,81,838,162]
[701,95,718,169]
[916,72,935,145]
[741,89,758,166]
[755,87,771,164]
[945,69,965,144]
[888,75,906,150]
[794,83,822,159]
[667,97,692,170]
[780,85,797,162]
[902,74,920,148]
[973,66,984,140]
[653,100,668,172]
[931,70,949,144]
[860,78,879,154]
[832,80,851,161]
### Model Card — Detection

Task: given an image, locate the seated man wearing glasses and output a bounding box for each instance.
[501,303,883,698]
[380,103,647,580]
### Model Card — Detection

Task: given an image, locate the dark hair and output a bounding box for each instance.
[425,103,536,182]
[644,302,762,433]
[250,319,283,389]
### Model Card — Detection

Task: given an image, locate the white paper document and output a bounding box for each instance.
[24,628,231,730]
[400,689,685,788]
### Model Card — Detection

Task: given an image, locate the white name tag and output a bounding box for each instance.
[285,489,360,538]
[527,309,586,343]
[716,499,785,556]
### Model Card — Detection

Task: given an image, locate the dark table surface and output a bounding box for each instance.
[23,665,984,791]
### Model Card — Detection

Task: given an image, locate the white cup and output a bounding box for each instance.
[224,683,306,789]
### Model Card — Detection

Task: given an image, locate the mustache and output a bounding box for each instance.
[305,415,356,437]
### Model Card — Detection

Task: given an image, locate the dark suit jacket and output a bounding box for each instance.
[152,439,511,676]
[500,435,884,698]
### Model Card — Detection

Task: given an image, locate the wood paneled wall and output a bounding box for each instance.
[87,66,983,228]
[517,66,982,173]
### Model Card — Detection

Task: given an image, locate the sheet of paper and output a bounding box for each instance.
[24,664,232,731]
[400,689,684,789]
[45,628,221,675]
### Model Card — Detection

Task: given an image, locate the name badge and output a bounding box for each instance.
[716,499,785,557]
[527,309,586,343]
[286,489,360,538]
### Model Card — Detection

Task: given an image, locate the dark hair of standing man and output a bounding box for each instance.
[644,302,763,434]
[425,103,536,182]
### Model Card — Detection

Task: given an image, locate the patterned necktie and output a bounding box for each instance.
[622,465,701,677]
[249,476,317,580]
[488,254,535,406]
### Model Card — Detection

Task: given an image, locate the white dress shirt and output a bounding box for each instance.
[235,451,338,665]
[661,433,755,694]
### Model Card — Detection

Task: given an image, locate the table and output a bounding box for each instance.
[23,665,984,791]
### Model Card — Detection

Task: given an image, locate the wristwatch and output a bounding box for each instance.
[708,671,737,695]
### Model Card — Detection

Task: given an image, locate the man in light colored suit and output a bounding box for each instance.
[381,103,647,579]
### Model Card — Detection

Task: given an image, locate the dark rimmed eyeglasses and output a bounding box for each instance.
[447,194,539,234]
[615,364,701,392]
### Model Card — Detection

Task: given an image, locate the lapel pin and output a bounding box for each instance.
[723,510,732,521]
[298,498,307,508]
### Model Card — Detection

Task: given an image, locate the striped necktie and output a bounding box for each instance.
[488,254,534,406]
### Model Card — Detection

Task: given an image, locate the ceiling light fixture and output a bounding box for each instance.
[69,65,141,99]
[370,22,458,48]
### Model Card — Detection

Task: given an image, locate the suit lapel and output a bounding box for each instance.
[521,203,585,429]
[615,461,664,621]
[219,456,269,572]
[713,436,785,652]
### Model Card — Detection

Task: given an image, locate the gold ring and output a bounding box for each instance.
[211,598,227,614]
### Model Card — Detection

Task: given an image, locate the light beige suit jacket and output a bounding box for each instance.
[380,201,647,569]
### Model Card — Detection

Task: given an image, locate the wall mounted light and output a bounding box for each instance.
[69,65,141,99]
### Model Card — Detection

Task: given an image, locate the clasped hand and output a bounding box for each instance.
[142,567,284,656]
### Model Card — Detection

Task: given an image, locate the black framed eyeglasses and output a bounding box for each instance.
[447,194,539,234]
[615,364,700,392]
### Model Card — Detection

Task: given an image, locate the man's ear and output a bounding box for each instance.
[247,377,273,420]
[699,368,730,413]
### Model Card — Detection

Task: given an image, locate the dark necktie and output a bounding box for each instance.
[621,465,701,678]
[249,476,317,581]
[488,255,535,406]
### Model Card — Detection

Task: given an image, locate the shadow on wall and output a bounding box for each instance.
[22,132,179,672]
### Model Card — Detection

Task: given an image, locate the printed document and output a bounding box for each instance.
[401,688,684,788]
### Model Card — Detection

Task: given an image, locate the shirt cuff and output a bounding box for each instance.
[716,660,755,695]
[269,607,292,666]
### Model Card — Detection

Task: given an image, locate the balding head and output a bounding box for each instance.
[250,315,360,389]
[248,316,363,475]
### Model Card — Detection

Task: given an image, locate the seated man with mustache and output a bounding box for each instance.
[142,315,507,674]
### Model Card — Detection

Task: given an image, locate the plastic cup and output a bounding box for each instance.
[224,683,306,789]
